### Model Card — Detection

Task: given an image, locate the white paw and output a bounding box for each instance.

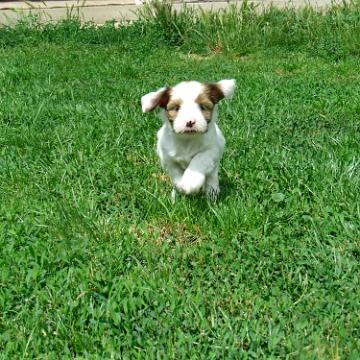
[177,170,205,195]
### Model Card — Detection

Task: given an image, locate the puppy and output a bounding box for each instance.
[141,79,236,199]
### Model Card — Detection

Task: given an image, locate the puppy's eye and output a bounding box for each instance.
[168,105,180,112]
[200,104,209,111]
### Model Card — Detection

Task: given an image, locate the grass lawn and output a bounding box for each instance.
[1,3,360,358]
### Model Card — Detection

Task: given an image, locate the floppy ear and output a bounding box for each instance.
[205,79,236,104]
[217,79,236,99]
[141,87,171,113]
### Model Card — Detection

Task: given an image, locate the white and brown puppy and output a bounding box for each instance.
[141,79,236,199]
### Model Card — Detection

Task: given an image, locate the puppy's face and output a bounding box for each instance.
[142,80,236,135]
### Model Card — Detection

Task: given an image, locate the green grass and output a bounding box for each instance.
[1,2,360,358]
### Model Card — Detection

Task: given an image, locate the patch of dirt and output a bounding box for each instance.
[129,220,206,245]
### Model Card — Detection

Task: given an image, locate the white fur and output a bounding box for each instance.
[141,80,236,199]
[217,79,236,98]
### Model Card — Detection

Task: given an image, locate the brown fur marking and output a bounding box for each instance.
[196,92,216,123]
[166,98,183,123]
[204,83,225,104]
[158,87,171,109]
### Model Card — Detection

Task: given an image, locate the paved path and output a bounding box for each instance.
[0,0,339,25]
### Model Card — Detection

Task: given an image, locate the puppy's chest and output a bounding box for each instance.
[168,144,203,169]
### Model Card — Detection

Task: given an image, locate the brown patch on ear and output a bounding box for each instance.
[204,83,225,104]
[145,87,171,112]
[158,87,171,109]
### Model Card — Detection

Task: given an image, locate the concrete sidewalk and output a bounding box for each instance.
[0,0,338,25]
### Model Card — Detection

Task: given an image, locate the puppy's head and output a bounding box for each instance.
[141,80,236,135]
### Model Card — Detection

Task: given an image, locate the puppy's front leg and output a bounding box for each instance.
[164,162,184,187]
[205,167,220,200]
[177,152,217,195]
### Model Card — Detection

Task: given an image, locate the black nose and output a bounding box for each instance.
[186,120,195,128]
